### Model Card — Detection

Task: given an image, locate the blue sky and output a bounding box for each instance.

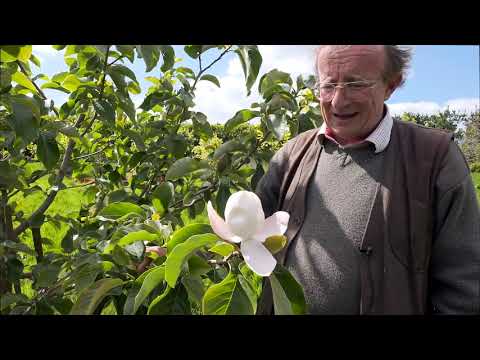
[31,45,479,123]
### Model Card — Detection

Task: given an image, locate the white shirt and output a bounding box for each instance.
[317,105,394,154]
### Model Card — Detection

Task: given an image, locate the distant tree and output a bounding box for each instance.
[460,110,480,169]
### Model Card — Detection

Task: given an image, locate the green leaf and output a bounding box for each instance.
[165,157,210,181]
[159,45,175,72]
[259,69,293,100]
[147,284,190,315]
[0,162,20,187]
[104,230,159,254]
[93,99,116,123]
[270,264,306,315]
[123,129,145,151]
[98,202,145,220]
[224,109,260,133]
[165,233,219,288]
[37,132,60,170]
[202,271,254,315]
[166,223,213,253]
[32,263,61,288]
[251,164,265,191]
[187,255,211,277]
[0,68,12,88]
[165,134,188,159]
[70,278,123,315]
[152,182,174,213]
[184,45,217,59]
[200,74,220,88]
[61,74,82,92]
[263,235,287,254]
[0,240,36,256]
[0,45,32,63]
[234,45,262,96]
[29,53,41,67]
[266,113,288,140]
[0,293,30,311]
[52,45,66,51]
[136,45,161,72]
[11,71,37,93]
[7,96,40,143]
[115,45,135,62]
[208,242,235,257]
[181,275,205,306]
[133,265,165,314]
[110,64,138,83]
[116,92,136,123]
[215,179,231,218]
[40,81,70,94]
[213,139,246,159]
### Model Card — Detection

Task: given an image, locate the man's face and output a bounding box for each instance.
[316,45,400,143]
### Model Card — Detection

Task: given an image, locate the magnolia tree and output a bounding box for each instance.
[0,45,322,315]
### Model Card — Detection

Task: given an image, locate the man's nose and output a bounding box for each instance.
[330,86,350,108]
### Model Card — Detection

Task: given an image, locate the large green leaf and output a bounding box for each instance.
[208,242,235,257]
[147,284,190,315]
[0,240,36,256]
[133,265,165,314]
[0,162,20,187]
[165,157,209,181]
[202,271,254,315]
[224,109,260,133]
[104,230,160,254]
[0,45,32,63]
[115,45,135,62]
[11,71,37,93]
[93,99,116,123]
[166,223,213,253]
[136,45,161,72]
[269,264,306,315]
[61,74,82,92]
[110,64,138,83]
[70,278,124,315]
[98,202,145,220]
[213,139,246,159]
[200,74,220,88]
[37,132,60,170]
[7,96,40,142]
[258,69,293,100]
[164,233,219,288]
[159,45,175,72]
[152,182,174,214]
[234,45,262,96]
[184,45,218,59]
[32,263,61,288]
[116,92,136,123]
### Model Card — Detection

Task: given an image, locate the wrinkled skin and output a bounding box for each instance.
[316,45,401,144]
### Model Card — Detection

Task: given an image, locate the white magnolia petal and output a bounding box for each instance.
[254,211,290,243]
[224,191,265,238]
[241,239,277,277]
[206,201,238,243]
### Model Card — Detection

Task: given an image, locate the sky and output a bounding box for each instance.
[31,45,479,124]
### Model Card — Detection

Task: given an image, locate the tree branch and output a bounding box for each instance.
[191,46,232,92]
[16,61,47,101]
[32,227,44,262]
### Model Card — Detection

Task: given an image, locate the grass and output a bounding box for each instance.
[472,172,480,204]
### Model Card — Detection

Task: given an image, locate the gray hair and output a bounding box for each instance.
[315,45,413,87]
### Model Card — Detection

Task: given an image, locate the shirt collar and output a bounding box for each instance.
[317,105,393,154]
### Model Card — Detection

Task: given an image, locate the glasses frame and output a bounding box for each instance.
[314,79,381,101]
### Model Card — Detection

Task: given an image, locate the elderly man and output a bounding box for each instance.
[256,45,480,315]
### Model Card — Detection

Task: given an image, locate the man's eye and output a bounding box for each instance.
[348,83,368,89]
[320,84,335,90]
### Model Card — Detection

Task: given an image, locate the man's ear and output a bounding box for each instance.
[384,74,402,101]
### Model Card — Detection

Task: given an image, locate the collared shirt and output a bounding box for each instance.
[317,105,394,154]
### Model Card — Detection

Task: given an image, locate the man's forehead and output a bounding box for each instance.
[317,45,385,77]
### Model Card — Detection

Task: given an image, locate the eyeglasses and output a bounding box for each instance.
[314,80,380,101]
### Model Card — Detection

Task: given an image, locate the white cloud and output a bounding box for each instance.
[388,98,479,116]
[193,45,318,124]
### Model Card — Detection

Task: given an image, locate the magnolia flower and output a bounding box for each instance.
[207,191,289,277]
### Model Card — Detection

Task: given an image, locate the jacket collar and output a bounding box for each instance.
[318,105,393,154]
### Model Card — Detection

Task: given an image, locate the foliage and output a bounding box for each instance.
[0,45,320,315]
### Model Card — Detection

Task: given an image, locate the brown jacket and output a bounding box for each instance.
[256,119,479,314]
